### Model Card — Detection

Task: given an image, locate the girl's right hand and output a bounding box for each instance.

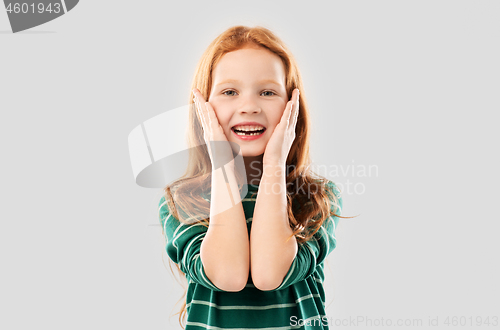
[193,88,235,171]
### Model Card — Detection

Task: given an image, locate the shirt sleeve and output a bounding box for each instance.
[158,196,225,292]
[273,180,343,291]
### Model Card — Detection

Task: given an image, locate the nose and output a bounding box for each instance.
[237,94,261,114]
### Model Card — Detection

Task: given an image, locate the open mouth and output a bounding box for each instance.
[231,127,267,136]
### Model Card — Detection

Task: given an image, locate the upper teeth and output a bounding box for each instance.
[233,125,265,131]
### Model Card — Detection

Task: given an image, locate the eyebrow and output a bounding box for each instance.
[215,79,282,87]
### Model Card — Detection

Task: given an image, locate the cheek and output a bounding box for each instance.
[272,105,286,124]
[213,109,233,131]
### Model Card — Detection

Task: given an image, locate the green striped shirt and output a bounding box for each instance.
[159,181,342,329]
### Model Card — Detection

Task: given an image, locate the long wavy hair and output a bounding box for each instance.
[160,25,347,329]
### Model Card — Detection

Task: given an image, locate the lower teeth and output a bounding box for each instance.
[235,131,262,136]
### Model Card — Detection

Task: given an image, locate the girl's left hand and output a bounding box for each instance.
[263,88,300,166]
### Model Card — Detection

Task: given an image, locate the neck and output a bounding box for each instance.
[243,154,264,185]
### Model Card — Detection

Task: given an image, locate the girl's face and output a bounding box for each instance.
[208,45,288,157]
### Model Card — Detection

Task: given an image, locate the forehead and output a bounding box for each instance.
[212,47,286,86]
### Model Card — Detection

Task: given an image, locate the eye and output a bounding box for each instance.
[222,90,237,96]
[261,90,276,96]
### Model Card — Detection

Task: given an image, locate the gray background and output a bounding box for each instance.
[1,0,499,329]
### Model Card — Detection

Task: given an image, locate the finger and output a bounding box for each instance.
[193,91,209,137]
[292,90,300,130]
[192,95,201,123]
[288,89,298,127]
[286,100,293,128]
[206,102,213,134]
[194,91,207,119]
[205,102,223,134]
[194,89,207,104]
[293,103,299,131]
[193,89,207,114]
[197,103,208,135]
[194,96,205,128]
[278,100,291,130]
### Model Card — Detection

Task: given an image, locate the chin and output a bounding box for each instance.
[243,152,264,158]
[229,140,265,157]
[240,147,265,158]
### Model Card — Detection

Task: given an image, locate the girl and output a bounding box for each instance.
[159,25,344,329]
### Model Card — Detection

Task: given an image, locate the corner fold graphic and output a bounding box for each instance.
[63,0,78,11]
[4,0,79,33]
